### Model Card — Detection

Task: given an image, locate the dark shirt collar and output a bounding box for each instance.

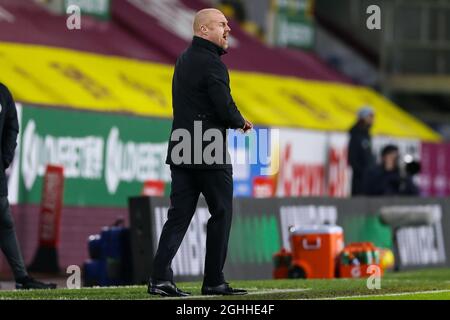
[192,36,227,56]
[352,121,370,134]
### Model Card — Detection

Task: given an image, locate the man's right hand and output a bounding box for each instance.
[242,119,253,133]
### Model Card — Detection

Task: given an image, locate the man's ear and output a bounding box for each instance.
[201,25,208,34]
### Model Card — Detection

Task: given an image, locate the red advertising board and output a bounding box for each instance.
[142,180,165,197]
[276,129,327,197]
[446,144,450,196]
[38,165,64,247]
[253,177,276,198]
[419,142,450,197]
[328,146,349,197]
[328,133,351,197]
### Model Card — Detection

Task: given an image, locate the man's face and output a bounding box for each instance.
[383,151,399,171]
[363,114,374,127]
[205,13,231,50]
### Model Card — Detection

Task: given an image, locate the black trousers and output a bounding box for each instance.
[351,174,364,196]
[0,197,28,280]
[152,166,233,286]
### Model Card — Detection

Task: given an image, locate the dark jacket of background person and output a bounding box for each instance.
[363,165,420,196]
[0,83,19,196]
[348,122,374,195]
[165,36,245,169]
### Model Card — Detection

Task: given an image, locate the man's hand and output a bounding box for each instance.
[242,119,253,133]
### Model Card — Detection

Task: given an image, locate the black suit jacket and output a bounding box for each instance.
[348,122,374,194]
[363,165,419,196]
[0,83,19,196]
[166,36,245,169]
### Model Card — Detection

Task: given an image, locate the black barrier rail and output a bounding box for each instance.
[128,196,450,284]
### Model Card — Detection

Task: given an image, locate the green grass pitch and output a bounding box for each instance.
[1,268,450,300]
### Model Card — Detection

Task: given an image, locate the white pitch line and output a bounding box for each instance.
[302,289,450,300]
[248,288,310,295]
[155,288,311,300]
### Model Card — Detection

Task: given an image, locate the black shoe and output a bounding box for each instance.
[148,279,190,297]
[15,276,57,290]
[202,282,247,296]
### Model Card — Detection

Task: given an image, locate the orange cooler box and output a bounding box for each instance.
[290,225,344,279]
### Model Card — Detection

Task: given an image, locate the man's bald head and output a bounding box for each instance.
[193,8,222,34]
[193,8,231,50]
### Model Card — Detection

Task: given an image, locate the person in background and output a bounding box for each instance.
[364,144,419,196]
[348,106,375,195]
[0,82,56,290]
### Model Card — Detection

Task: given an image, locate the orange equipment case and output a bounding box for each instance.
[289,225,344,279]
